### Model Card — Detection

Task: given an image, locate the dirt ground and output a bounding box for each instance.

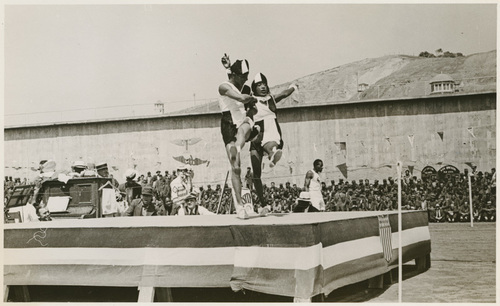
[327,222,496,303]
[20,222,496,303]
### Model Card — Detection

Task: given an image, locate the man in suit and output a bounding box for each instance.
[125,186,157,216]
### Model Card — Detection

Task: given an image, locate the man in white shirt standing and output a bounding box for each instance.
[170,165,194,214]
[304,159,326,212]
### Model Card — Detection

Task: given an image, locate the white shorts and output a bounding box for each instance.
[261,118,280,146]
[237,116,254,129]
[310,193,325,211]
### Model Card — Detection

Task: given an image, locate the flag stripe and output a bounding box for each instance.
[4,211,431,299]
[4,226,430,269]
[6,212,428,249]
[322,240,431,295]
[378,215,393,262]
[4,240,430,294]
[5,225,236,249]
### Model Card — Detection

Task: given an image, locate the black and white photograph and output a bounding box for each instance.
[2,1,496,303]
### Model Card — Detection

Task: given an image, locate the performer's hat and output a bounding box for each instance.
[38,160,48,170]
[40,160,56,173]
[72,160,86,169]
[230,59,249,75]
[124,168,137,180]
[251,72,268,92]
[96,162,108,171]
[185,192,198,201]
[142,186,153,196]
[297,191,311,201]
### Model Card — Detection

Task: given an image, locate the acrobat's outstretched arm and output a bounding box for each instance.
[274,84,299,103]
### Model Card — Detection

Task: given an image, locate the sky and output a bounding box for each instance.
[2,2,498,124]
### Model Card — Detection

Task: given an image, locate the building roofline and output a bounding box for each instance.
[4,91,496,130]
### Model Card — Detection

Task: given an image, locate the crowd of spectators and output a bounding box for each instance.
[4,165,496,223]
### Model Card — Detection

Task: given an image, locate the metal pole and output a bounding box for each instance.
[397,161,403,303]
[216,171,229,214]
[468,173,474,227]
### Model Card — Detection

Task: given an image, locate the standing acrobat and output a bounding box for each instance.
[218,54,259,219]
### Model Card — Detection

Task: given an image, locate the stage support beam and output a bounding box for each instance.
[4,286,10,302]
[5,285,30,302]
[138,286,155,303]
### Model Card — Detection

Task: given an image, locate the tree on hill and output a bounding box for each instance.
[443,51,456,58]
[419,50,465,58]
[419,51,435,58]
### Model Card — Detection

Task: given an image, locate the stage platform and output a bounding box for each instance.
[4,211,431,302]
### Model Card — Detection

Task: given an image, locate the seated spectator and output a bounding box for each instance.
[432,204,445,223]
[177,192,214,216]
[38,207,52,221]
[481,200,496,222]
[458,201,470,222]
[292,192,319,213]
[125,186,156,216]
[443,202,458,222]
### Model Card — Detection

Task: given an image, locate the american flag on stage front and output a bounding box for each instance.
[377,215,393,262]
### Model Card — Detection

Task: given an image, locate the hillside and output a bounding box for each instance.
[173,50,496,114]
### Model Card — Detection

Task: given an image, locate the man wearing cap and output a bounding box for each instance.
[125,186,157,216]
[304,159,326,212]
[69,160,87,177]
[292,191,319,213]
[176,192,215,216]
[119,169,142,206]
[218,53,260,219]
[81,162,98,177]
[170,165,194,214]
[96,162,119,188]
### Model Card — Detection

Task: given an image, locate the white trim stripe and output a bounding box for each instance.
[233,243,323,270]
[4,247,236,266]
[323,236,382,269]
[391,226,431,248]
[323,225,429,269]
